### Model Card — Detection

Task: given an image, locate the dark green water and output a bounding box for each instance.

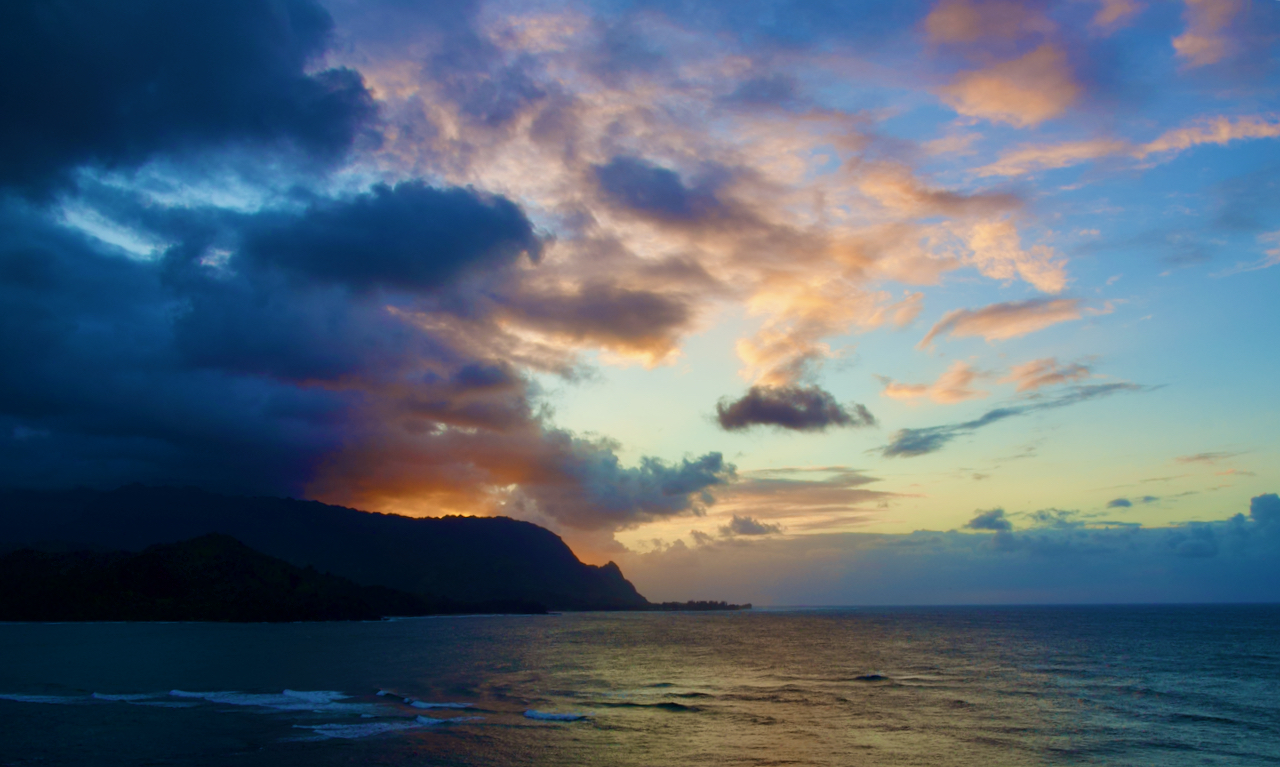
[2,606,1278,766]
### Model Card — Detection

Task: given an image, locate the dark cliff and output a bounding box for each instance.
[0,486,650,610]
[0,534,488,622]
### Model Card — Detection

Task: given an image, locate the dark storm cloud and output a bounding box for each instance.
[0,202,349,493]
[716,386,877,432]
[242,182,542,292]
[880,383,1150,458]
[0,0,375,195]
[0,182,731,533]
[1107,498,1132,508]
[965,508,1012,532]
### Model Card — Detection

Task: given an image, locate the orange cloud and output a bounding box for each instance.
[918,298,1083,347]
[940,45,1081,127]
[962,217,1068,293]
[999,357,1092,392]
[1092,0,1145,34]
[856,162,1019,218]
[977,115,1280,177]
[1137,115,1280,158]
[924,0,1050,43]
[881,360,989,403]
[1173,0,1243,68]
[976,138,1129,177]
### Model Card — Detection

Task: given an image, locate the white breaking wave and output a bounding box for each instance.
[409,700,473,709]
[0,693,83,704]
[295,721,423,739]
[416,715,484,725]
[168,689,367,712]
[295,714,484,740]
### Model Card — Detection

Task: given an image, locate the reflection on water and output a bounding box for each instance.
[1,606,1278,766]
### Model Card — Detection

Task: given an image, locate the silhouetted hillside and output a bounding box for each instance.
[0,486,649,610]
[0,534,540,622]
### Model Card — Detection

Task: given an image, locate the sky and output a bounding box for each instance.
[2,0,1278,604]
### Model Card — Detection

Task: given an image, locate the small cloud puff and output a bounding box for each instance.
[720,515,782,537]
[965,508,1012,532]
[1252,493,1280,526]
[716,385,876,433]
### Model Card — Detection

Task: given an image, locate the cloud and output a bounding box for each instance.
[502,281,695,364]
[0,183,735,536]
[879,360,988,404]
[594,156,739,226]
[242,182,541,292]
[879,383,1148,457]
[1252,493,1280,526]
[0,0,376,195]
[1175,451,1242,464]
[999,358,1092,392]
[720,514,782,536]
[918,298,1083,348]
[716,385,877,432]
[939,45,1080,128]
[1092,0,1145,33]
[703,466,892,533]
[1107,498,1132,508]
[620,495,1280,604]
[924,0,1049,43]
[961,217,1068,293]
[1137,115,1280,159]
[1212,231,1280,277]
[1173,0,1243,68]
[965,507,1012,531]
[976,139,1129,177]
[978,115,1280,178]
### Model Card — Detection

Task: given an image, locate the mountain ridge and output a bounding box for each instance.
[0,533,548,621]
[0,485,649,610]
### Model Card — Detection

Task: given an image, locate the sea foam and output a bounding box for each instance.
[169,689,365,712]
[409,700,473,709]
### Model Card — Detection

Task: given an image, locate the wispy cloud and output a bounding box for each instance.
[978,115,1280,177]
[1176,451,1243,464]
[999,358,1093,392]
[879,360,988,404]
[879,383,1150,457]
[1212,231,1280,277]
[918,298,1083,348]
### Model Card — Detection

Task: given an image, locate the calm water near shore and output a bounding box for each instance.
[1,605,1278,766]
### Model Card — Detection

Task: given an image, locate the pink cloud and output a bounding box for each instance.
[918,298,1083,348]
[1173,0,1243,67]
[880,360,989,404]
[999,357,1092,392]
[940,45,1081,128]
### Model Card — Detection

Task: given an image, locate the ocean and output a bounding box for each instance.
[1,606,1277,766]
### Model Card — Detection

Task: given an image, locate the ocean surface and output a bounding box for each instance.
[1,606,1278,766]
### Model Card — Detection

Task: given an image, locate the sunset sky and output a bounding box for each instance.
[3,0,1278,603]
